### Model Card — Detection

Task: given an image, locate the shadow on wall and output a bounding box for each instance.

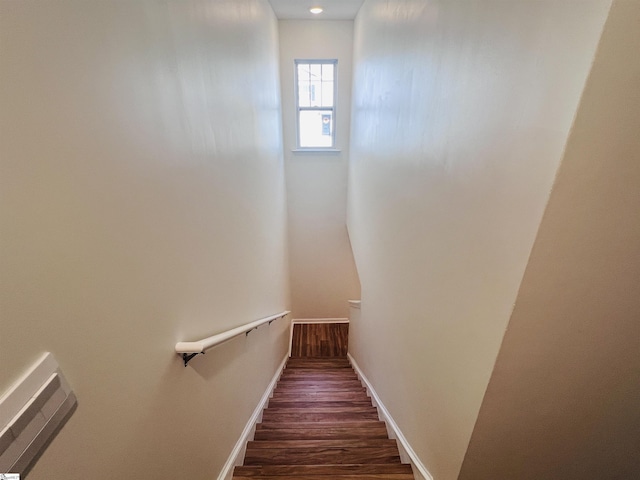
[110,320,291,477]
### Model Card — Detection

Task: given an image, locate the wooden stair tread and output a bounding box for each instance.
[243,446,402,465]
[269,395,371,402]
[260,413,380,422]
[276,378,362,389]
[279,372,360,377]
[264,406,378,414]
[233,475,413,479]
[247,439,397,449]
[234,464,414,475]
[274,385,366,392]
[284,363,352,369]
[254,427,389,441]
[232,357,413,479]
[281,369,357,374]
[272,390,367,396]
[267,400,373,408]
[278,377,360,382]
[278,376,360,382]
[234,474,413,479]
[270,392,369,401]
[255,421,387,430]
[254,429,389,441]
[272,386,367,392]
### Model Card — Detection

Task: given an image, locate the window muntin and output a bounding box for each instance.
[295,60,337,149]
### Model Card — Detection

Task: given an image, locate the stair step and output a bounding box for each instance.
[276,378,362,389]
[248,439,397,449]
[281,372,355,377]
[265,406,377,414]
[234,469,413,479]
[282,366,353,372]
[272,391,368,398]
[254,424,389,441]
[233,474,414,479]
[255,421,387,431]
[267,400,373,408]
[261,411,379,423]
[270,391,369,401]
[243,445,402,465]
[233,464,414,478]
[234,464,413,476]
[275,385,364,392]
[277,376,363,384]
[260,413,380,423]
[233,357,413,479]
[234,474,413,479]
[275,383,365,392]
[273,389,367,397]
[285,358,351,368]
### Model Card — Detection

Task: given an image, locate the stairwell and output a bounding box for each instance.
[232,354,415,479]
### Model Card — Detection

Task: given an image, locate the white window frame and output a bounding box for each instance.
[294,59,338,150]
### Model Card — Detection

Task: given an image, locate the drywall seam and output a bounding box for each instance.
[348,353,434,480]
[217,353,288,480]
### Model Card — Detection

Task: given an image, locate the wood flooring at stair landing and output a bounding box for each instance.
[233,357,414,479]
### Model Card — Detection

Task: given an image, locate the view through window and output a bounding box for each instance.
[295,60,337,148]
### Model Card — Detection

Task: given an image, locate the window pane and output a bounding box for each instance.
[295,60,337,148]
[296,61,336,108]
[321,81,334,107]
[322,63,334,81]
[310,80,322,106]
[299,110,333,148]
[310,63,322,80]
[298,81,310,107]
[297,63,310,79]
[297,64,310,107]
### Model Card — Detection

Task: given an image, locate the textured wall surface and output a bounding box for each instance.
[459,2,640,478]
[0,1,289,478]
[346,1,610,478]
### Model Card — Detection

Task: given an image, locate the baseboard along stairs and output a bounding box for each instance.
[232,356,415,479]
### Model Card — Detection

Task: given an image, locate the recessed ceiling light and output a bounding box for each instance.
[309,6,323,14]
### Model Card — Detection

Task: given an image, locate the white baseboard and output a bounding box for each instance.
[347,353,434,480]
[217,353,288,480]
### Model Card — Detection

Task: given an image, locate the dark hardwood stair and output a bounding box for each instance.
[232,357,414,479]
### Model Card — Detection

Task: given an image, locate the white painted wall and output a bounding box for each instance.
[279,20,360,319]
[347,1,610,479]
[459,2,640,477]
[0,1,289,479]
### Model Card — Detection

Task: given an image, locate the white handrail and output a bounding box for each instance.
[175,311,290,365]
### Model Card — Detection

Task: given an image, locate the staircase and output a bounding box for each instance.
[232,357,414,479]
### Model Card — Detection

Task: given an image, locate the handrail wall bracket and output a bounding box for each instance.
[182,352,203,367]
[245,327,259,336]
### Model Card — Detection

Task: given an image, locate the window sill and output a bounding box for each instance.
[292,148,342,154]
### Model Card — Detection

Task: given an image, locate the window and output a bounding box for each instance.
[295,60,337,149]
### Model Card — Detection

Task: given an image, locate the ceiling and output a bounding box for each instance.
[268,0,364,20]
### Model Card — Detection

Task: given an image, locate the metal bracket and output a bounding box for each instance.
[247,314,283,335]
[245,327,259,336]
[269,313,286,325]
[182,352,203,367]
